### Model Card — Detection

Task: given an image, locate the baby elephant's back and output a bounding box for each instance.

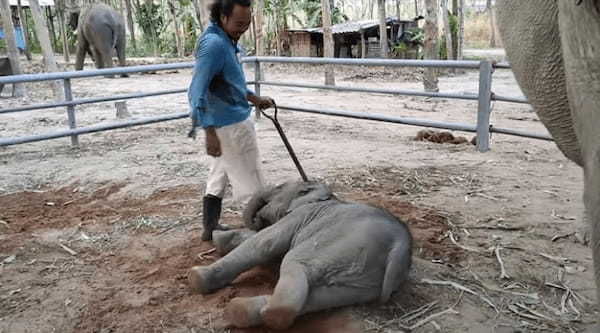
[294,202,411,246]
[288,202,412,288]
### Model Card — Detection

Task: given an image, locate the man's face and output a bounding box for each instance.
[220,4,252,42]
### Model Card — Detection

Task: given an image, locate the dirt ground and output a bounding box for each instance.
[0,57,597,333]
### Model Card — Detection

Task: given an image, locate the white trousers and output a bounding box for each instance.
[205,118,265,203]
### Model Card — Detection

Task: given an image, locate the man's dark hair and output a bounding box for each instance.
[210,0,252,23]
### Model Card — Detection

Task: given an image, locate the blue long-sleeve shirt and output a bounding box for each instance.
[187,22,254,134]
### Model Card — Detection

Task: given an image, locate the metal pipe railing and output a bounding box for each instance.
[247,80,479,101]
[243,56,482,69]
[0,62,195,84]
[0,89,187,114]
[0,113,189,146]
[0,57,545,149]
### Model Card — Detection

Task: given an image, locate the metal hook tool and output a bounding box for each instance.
[259,102,309,182]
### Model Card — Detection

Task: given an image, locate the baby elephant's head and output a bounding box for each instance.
[243,181,334,230]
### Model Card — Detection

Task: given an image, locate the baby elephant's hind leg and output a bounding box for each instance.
[260,262,309,330]
[225,295,269,328]
[301,285,380,314]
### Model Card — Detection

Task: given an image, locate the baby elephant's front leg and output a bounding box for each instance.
[188,219,296,294]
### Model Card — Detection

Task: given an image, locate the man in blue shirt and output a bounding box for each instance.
[188,0,275,242]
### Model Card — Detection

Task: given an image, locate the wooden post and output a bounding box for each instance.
[29,0,64,99]
[423,0,438,92]
[0,0,25,96]
[115,101,130,119]
[321,0,335,86]
[378,0,388,58]
[360,29,366,58]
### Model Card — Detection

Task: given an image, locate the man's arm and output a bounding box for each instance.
[188,36,226,132]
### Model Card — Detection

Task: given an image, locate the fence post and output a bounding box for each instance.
[63,78,79,147]
[254,59,261,119]
[476,61,493,152]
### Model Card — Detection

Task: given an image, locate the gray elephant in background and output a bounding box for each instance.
[70,3,128,77]
[188,181,413,330]
[496,0,600,326]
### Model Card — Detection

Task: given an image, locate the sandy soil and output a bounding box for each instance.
[0,58,597,333]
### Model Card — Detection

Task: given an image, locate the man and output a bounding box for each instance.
[188,0,275,242]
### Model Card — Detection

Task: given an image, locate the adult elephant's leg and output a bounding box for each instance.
[75,35,89,70]
[188,217,296,294]
[557,0,600,311]
[91,46,104,70]
[260,261,309,330]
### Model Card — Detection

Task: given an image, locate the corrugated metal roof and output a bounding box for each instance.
[289,17,407,35]
[9,0,55,6]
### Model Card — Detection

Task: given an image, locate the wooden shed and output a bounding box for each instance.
[287,16,423,59]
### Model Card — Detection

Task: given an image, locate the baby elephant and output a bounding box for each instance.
[188,181,413,330]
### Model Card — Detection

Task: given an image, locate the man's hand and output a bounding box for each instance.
[249,95,275,110]
[205,127,222,157]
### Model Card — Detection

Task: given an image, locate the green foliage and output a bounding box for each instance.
[297,0,348,28]
[134,1,166,54]
[439,12,459,60]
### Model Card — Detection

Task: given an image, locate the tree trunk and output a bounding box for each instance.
[441,0,453,60]
[486,0,496,47]
[46,6,58,51]
[451,0,458,59]
[396,0,401,19]
[423,0,438,92]
[321,0,335,85]
[255,0,265,56]
[457,0,464,60]
[124,0,136,52]
[57,4,69,63]
[370,0,376,19]
[378,0,388,58]
[414,0,418,16]
[29,0,64,99]
[16,0,32,60]
[168,0,183,57]
[0,0,26,96]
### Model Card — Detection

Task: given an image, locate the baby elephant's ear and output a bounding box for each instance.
[287,183,333,212]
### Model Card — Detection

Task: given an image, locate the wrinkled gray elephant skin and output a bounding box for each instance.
[497,0,600,328]
[74,3,128,78]
[188,181,413,330]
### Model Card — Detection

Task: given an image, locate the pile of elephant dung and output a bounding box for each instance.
[414,129,475,145]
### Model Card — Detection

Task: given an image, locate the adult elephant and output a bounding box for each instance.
[496,0,600,324]
[187,181,413,330]
[71,3,128,77]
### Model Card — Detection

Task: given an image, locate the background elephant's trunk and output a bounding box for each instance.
[243,190,269,230]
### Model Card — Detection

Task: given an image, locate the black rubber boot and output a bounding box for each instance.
[201,195,230,241]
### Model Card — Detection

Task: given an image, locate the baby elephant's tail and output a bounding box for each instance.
[380,236,412,303]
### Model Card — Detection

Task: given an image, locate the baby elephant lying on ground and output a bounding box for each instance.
[188,181,413,330]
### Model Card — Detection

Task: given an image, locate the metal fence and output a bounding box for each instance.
[0,57,547,151]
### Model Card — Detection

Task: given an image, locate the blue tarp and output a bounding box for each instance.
[0,26,26,50]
